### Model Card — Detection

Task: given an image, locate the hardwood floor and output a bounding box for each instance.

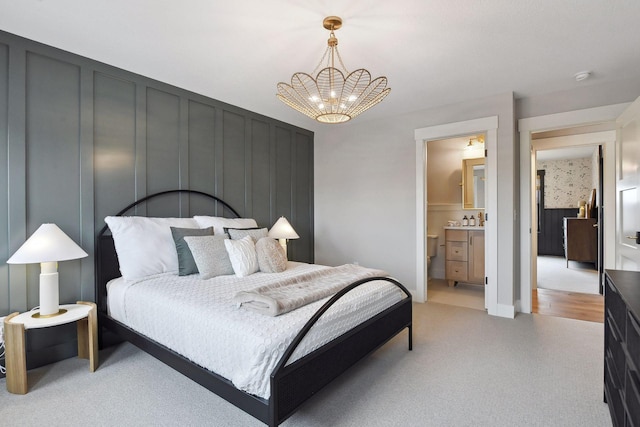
[532,288,604,323]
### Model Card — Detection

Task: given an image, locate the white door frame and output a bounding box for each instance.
[615,97,640,270]
[532,131,615,290]
[415,116,499,316]
[518,103,629,313]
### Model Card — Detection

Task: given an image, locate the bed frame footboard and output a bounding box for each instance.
[269,277,412,426]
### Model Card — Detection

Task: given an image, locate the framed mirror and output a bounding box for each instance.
[462,158,485,209]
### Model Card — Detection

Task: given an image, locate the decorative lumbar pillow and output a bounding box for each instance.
[105,216,199,280]
[224,235,259,277]
[170,227,214,276]
[183,235,234,279]
[255,237,287,273]
[193,216,258,236]
[225,227,268,242]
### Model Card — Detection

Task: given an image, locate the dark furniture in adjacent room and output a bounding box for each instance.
[604,270,640,426]
[563,217,598,267]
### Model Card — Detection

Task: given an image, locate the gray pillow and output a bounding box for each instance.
[225,227,268,242]
[170,227,214,276]
[183,234,234,279]
[255,237,287,273]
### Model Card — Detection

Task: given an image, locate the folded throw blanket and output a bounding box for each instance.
[233,264,388,316]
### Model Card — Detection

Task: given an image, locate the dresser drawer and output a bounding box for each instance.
[604,354,625,427]
[626,368,640,426]
[446,241,467,261]
[627,311,640,372]
[604,378,624,427]
[606,277,626,338]
[606,347,623,392]
[607,314,626,383]
[446,261,468,282]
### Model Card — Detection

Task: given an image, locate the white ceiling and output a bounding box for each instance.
[1,1,640,131]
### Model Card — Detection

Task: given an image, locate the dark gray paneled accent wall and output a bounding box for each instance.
[0,42,8,316]
[0,30,314,320]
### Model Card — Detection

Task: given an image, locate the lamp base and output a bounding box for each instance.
[39,265,61,317]
[32,308,67,319]
[278,238,288,259]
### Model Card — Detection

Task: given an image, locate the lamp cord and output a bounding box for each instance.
[0,316,5,375]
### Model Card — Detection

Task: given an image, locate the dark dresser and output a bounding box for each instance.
[605,270,640,426]
[563,217,598,267]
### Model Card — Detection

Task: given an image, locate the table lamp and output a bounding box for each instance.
[268,217,299,258]
[6,223,88,318]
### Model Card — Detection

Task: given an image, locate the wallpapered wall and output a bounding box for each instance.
[536,157,594,209]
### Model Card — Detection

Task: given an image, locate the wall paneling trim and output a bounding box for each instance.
[0,30,314,368]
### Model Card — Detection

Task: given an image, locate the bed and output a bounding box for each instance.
[95,190,412,426]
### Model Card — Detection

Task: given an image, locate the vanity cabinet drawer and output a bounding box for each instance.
[446,229,467,242]
[444,228,483,286]
[446,261,468,281]
[446,241,467,261]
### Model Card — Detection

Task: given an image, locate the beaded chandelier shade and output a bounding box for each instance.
[277,16,391,124]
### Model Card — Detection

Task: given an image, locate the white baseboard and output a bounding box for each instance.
[495,303,516,319]
[408,288,423,303]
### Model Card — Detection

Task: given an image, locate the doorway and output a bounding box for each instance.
[415,116,500,316]
[518,103,626,314]
[534,142,601,294]
[531,138,605,322]
[425,135,486,311]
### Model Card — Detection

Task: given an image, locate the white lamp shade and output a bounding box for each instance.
[268,217,299,240]
[7,223,88,264]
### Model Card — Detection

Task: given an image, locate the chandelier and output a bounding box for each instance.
[276,16,391,124]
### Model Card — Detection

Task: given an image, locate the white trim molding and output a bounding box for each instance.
[518,103,629,313]
[415,116,500,317]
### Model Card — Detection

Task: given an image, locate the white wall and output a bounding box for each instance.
[313,92,516,304]
[426,137,466,204]
[313,76,640,313]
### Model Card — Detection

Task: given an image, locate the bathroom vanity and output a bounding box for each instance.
[444,227,485,287]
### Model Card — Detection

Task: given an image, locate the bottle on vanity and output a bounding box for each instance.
[462,215,469,226]
[469,215,475,226]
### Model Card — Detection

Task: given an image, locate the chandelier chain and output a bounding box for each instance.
[334,46,349,74]
[311,47,331,76]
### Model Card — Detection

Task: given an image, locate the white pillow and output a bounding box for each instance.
[255,237,287,273]
[193,216,257,236]
[105,216,199,280]
[224,235,259,277]
[183,235,234,279]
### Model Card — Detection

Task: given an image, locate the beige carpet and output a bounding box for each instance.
[0,302,610,426]
[537,255,599,294]
[427,278,485,311]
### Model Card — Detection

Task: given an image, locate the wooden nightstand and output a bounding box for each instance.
[3,301,98,394]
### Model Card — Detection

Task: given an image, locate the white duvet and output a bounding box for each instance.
[107,262,405,399]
